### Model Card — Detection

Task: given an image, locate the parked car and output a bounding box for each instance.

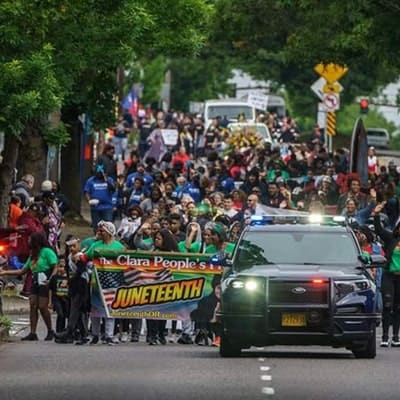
[366,128,390,149]
[217,215,384,358]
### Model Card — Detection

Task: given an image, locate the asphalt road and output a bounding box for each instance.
[1,320,399,400]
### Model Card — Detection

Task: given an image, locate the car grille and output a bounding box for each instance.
[268,280,329,305]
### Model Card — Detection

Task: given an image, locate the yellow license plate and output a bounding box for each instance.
[281,313,306,327]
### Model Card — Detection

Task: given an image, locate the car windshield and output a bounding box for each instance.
[207,105,254,121]
[230,124,271,141]
[367,130,387,137]
[235,231,359,271]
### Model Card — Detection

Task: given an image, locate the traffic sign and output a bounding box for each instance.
[314,63,348,84]
[323,81,343,94]
[310,77,326,100]
[311,77,343,100]
[323,93,340,111]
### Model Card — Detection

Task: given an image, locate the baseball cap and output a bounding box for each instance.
[41,180,53,192]
[322,176,332,183]
[65,237,80,247]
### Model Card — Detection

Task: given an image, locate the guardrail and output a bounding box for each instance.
[376,149,400,157]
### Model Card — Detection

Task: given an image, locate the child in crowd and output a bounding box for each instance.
[48,258,69,333]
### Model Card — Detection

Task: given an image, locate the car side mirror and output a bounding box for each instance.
[369,254,387,268]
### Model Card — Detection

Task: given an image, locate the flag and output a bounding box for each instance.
[97,270,125,307]
[124,268,173,286]
[349,118,368,187]
[97,268,173,307]
[121,89,138,118]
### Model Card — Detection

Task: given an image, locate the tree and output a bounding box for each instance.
[169,48,235,111]
[210,0,400,119]
[0,0,212,225]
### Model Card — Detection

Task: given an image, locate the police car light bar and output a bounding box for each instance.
[250,214,347,226]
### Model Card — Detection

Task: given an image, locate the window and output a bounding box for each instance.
[235,231,359,271]
[207,105,254,121]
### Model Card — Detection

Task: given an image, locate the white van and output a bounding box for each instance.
[203,99,256,130]
[366,128,390,149]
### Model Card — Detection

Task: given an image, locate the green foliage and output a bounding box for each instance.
[0,315,12,330]
[0,0,212,135]
[169,50,235,110]
[43,122,71,147]
[0,45,63,135]
[210,0,400,122]
[138,56,168,106]
[336,104,396,136]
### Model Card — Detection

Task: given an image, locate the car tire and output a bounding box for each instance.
[220,334,241,358]
[351,326,376,359]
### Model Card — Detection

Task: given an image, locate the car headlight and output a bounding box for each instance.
[229,279,259,291]
[335,279,371,300]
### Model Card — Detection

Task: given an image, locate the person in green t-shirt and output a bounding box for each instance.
[205,221,236,256]
[131,220,156,250]
[0,232,58,341]
[82,220,124,346]
[178,222,203,253]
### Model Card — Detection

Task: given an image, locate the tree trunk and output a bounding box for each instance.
[60,107,84,214]
[0,134,20,227]
[17,122,47,194]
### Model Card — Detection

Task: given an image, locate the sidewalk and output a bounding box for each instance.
[1,201,92,318]
[2,295,30,314]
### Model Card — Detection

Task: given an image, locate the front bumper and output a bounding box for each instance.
[220,312,379,347]
[220,277,379,348]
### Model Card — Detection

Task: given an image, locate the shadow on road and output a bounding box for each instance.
[193,348,354,360]
[242,349,353,359]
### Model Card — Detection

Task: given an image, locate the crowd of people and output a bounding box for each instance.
[1,107,400,348]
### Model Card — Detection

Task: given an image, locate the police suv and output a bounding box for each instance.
[218,215,385,358]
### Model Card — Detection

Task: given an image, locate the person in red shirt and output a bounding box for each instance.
[8,195,23,229]
[171,146,191,173]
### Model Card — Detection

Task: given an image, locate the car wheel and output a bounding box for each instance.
[220,334,241,358]
[351,326,376,359]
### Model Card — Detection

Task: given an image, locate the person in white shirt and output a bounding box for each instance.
[223,194,238,219]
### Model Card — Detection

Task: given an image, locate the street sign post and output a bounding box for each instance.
[317,103,327,128]
[313,63,348,153]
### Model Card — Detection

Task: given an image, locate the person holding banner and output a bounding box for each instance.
[54,237,90,345]
[191,274,222,346]
[147,229,178,345]
[0,232,58,341]
[82,221,125,345]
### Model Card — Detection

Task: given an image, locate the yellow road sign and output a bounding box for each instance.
[323,82,342,93]
[326,112,336,136]
[314,63,348,84]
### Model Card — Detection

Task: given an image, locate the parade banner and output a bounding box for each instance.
[91,250,222,320]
